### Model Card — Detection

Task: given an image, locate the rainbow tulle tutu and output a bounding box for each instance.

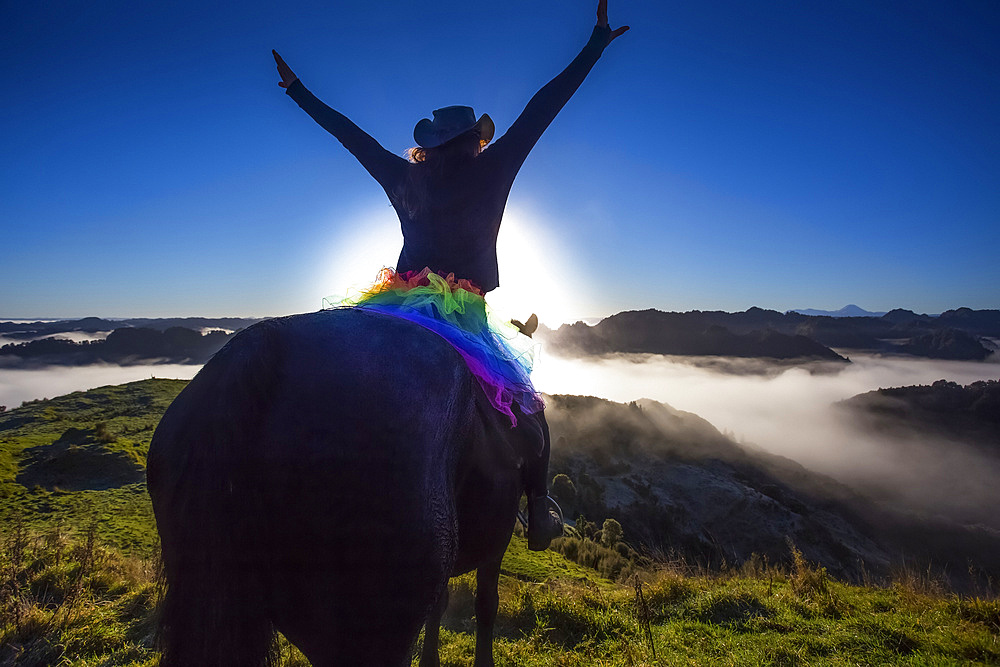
[329,267,544,427]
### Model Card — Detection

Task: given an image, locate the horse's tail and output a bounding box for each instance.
[148,320,283,667]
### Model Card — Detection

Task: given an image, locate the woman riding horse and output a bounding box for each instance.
[273,1,628,550]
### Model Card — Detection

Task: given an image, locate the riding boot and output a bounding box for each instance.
[526,493,564,551]
[513,406,562,550]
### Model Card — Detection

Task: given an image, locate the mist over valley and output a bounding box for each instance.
[533,352,999,530]
[0,364,201,412]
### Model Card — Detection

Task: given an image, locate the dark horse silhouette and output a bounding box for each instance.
[147,308,546,666]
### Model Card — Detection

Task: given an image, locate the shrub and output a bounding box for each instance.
[600,518,623,548]
[789,541,829,598]
[549,536,636,581]
[94,421,116,444]
[551,474,577,514]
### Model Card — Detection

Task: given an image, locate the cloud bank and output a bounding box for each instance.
[534,352,1000,525]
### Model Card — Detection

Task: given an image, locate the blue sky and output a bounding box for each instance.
[3,0,998,322]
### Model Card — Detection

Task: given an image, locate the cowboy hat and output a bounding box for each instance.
[413,106,495,148]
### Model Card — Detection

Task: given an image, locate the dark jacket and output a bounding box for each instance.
[287,25,611,293]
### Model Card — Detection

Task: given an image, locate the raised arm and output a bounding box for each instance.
[490,0,628,170]
[273,50,407,190]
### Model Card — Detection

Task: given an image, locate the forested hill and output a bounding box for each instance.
[838,379,1000,456]
[0,316,262,335]
[540,307,999,360]
[0,317,264,367]
[0,327,235,367]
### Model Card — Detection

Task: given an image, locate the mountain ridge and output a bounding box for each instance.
[3,307,998,365]
[540,306,998,361]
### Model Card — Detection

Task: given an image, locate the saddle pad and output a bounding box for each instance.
[335,267,544,427]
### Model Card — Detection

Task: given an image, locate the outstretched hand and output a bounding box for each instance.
[272,50,299,89]
[597,0,629,43]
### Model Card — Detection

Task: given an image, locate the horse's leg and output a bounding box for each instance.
[271,561,442,667]
[420,585,449,667]
[474,558,502,667]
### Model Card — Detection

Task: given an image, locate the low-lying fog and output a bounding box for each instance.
[0,364,201,409]
[534,352,1000,525]
[2,351,997,526]
[0,331,112,345]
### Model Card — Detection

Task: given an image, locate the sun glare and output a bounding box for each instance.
[312,204,595,327]
[489,204,594,328]
[312,207,404,306]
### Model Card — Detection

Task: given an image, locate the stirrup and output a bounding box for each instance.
[522,495,564,551]
[510,313,538,338]
[516,495,564,528]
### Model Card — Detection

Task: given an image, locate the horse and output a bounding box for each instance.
[146,308,547,666]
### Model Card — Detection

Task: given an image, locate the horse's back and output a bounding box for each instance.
[148,309,475,665]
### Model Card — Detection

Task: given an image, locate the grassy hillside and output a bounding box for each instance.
[1,380,998,665]
[0,379,187,555]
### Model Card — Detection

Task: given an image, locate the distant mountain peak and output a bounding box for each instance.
[789,305,887,318]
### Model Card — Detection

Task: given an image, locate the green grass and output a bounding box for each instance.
[502,529,615,585]
[5,523,997,666]
[2,504,998,667]
[0,518,159,666]
[2,379,999,665]
[1,485,157,555]
[0,379,186,476]
[0,379,186,557]
[422,563,1000,666]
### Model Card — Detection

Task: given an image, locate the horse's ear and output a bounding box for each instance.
[524,314,538,337]
[511,313,538,338]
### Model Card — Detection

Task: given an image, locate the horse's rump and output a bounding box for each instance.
[149,309,478,665]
